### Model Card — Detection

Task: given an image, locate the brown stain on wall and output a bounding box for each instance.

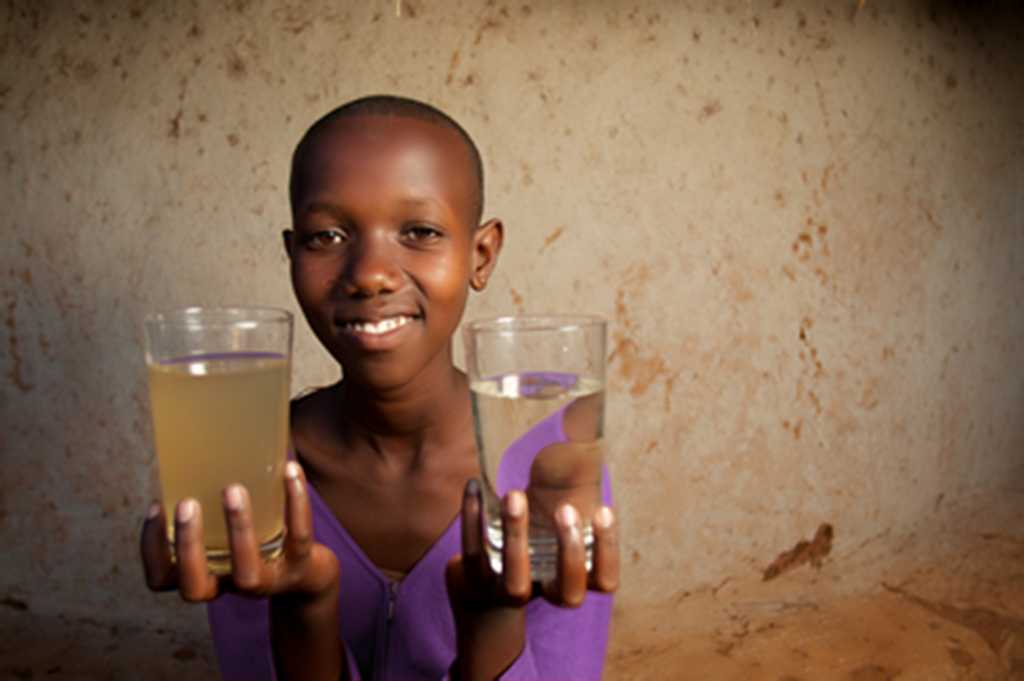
[608,264,674,398]
[798,317,824,379]
[919,202,945,235]
[539,226,564,251]
[609,333,667,398]
[271,7,315,35]
[821,163,834,191]
[52,49,97,83]
[859,377,881,410]
[519,161,533,187]
[782,418,803,440]
[4,296,32,392]
[725,268,754,303]
[509,287,524,313]
[37,333,51,359]
[698,99,722,122]
[445,50,460,85]
[473,17,502,46]
[168,109,183,139]
[398,1,418,19]
[762,523,834,580]
[789,218,831,289]
[225,48,247,80]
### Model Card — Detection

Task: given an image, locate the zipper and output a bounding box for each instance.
[387,580,398,621]
[377,580,399,681]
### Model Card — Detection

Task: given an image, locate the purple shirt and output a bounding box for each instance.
[208,407,613,681]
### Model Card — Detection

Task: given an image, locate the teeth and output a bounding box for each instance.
[344,316,412,335]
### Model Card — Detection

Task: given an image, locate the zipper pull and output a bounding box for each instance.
[387,581,398,621]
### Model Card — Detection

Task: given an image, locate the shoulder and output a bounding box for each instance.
[290,384,332,437]
[291,383,332,423]
[562,391,603,442]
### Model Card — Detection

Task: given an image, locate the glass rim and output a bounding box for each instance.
[144,306,293,327]
[464,314,606,335]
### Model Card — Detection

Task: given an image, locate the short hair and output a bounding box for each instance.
[289,95,485,224]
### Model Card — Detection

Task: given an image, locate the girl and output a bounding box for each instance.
[140,95,619,681]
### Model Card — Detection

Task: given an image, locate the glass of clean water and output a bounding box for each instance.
[144,307,293,575]
[464,315,606,581]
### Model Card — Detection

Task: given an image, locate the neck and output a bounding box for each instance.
[333,357,473,465]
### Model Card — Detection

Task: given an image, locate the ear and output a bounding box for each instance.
[470,219,504,291]
[282,230,295,260]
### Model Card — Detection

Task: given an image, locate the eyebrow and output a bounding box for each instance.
[395,196,445,211]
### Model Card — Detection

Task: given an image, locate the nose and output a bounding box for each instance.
[340,232,402,298]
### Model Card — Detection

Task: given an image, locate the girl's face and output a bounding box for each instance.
[286,114,500,391]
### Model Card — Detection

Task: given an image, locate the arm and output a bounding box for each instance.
[268,469,347,681]
[270,569,346,681]
[141,462,348,681]
[446,483,619,681]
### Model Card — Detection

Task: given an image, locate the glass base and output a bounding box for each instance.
[485,521,594,582]
[190,531,285,576]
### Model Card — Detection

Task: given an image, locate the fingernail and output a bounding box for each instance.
[465,478,481,499]
[557,504,579,528]
[507,491,525,517]
[224,485,243,511]
[595,506,614,529]
[147,502,162,520]
[176,499,196,523]
[285,461,301,480]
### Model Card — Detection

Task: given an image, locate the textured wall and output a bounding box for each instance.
[2,0,1022,641]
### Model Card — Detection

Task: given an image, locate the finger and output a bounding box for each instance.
[224,484,267,593]
[500,491,531,603]
[445,554,468,608]
[175,499,219,602]
[588,506,619,593]
[141,502,177,591]
[543,504,587,608]
[282,461,313,560]
[460,478,490,586]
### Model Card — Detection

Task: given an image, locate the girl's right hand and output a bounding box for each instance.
[140,460,339,603]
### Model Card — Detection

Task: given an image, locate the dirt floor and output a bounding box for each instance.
[607,481,1024,681]
[2,484,1021,681]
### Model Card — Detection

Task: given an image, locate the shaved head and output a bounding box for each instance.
[290,95,485,224]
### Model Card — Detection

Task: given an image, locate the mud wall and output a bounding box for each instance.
[1,0,1021,637]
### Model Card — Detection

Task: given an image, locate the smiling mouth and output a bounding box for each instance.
[340,315,415,336]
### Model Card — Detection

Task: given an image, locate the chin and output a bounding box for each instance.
[338,357,422,393]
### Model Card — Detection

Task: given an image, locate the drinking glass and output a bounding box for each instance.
[144,307,293,575]
[464,315,607,581]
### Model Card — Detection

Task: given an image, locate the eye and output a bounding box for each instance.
[301,229,347,251]
[403,223,444,243]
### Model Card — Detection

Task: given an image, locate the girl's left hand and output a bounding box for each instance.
[445,478,619,681]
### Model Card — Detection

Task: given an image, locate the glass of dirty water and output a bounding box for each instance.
[144,307,293,575]
[464,316,606,582]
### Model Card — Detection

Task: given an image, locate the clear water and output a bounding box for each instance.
[471,371,604,581]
